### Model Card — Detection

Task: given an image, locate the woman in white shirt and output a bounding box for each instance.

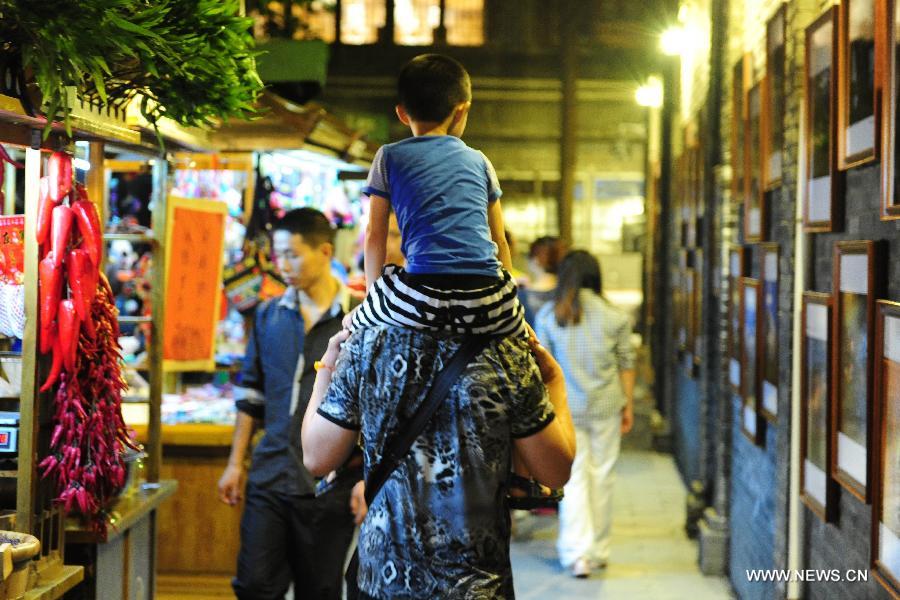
[535,250,636,578]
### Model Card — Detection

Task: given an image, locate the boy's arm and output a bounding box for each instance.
[487,199,513,271]
[364,194,391,289]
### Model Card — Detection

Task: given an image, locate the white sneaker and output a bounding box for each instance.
[572,557,591,578]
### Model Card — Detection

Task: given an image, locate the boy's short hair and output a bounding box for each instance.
[397,54,472,123]
[274,208,335,247]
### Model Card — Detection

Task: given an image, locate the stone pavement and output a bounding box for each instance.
[510,450,735,600]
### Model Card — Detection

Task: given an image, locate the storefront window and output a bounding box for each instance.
[341,0,386,44]
[297,1,337,42]
[249,0,337,42]
[394,0,440,45]
[445,0,484,46]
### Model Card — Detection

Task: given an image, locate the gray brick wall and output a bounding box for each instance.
[803,159,900,600]
[667,2,900,599]
[729,398,777,600]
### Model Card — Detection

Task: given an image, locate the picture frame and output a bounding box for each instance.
[765,4,787,189]
[838,0,878,169]
[802,291,838,522]
[686,144,698,248]
[685,266,697,370]
[804,7,843,232]
[760,243,779,421]
[880,0,900,220]
[675,155,686,247]
[831,240,882,501]
[741,277,764,445]
[677,250,688,351]
[745,81,766,242]
[696,109,707,219]
[693,248,704,373]
[872,300,900,597]
[728,246,748,394]
[732,55,750,205]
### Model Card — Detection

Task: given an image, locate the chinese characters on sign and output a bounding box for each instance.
[163,198,227,371]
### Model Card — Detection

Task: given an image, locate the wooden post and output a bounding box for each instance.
[380,0,395,44]
[145,155,168,484]
[17,143,42,534]
[558,0,578,246]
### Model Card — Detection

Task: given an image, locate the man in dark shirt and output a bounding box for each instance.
[217,208,363,600]
[302,327,575,599]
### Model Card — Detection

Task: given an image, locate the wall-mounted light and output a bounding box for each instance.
[660,26,688,56]
[636,76,664,108]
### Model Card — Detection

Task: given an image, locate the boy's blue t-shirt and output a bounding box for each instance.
[362,135,503,277]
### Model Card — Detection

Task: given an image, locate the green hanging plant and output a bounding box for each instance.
[0,0,263,139]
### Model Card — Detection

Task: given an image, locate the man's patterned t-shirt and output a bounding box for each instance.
[318,326,554,599]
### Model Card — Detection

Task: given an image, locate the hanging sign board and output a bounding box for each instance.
[163,196,227,371]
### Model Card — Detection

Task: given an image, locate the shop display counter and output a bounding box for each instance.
[130,424,239,576]
[65,480,176,600]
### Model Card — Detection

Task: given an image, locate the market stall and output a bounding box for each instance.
[124,139,372,582]
[0,90,142,599]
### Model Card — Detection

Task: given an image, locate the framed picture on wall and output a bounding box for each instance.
[745,82,766,242]
[694,249,704,370]
[872,300,900,596]
[729,246,748,394]
[838,0,878,169]
[685,266,696,370]
[675,155,686,247]
[880,0,900,220]
[765,5,787,189]
[802,292,837,521]
[732,55,750,205]
[677,250,688,351]
[832,240,882,501]
[697,109,707,219]
[760,243,779,421]
[741,278,764,445]
[686,145,698,248]
[804,7,843,232]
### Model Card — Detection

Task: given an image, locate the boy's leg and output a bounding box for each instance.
[232,483,292,600]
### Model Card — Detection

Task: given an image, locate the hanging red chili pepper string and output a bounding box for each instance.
[35,150,134,534]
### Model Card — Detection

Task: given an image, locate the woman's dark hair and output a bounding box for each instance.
[397,54,472,123]
[554,250,603,327]
[528,236,565,274]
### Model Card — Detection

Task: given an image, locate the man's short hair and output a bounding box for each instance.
[397,54,472,123]
[273,208,335,247]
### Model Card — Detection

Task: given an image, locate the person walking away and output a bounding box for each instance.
[522,236,564,326]
[534,250,636,578]
[217,208,365,600]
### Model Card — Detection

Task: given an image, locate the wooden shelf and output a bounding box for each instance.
[130,424,234,448]
[65,479,178,544]
[121,395,150,404]
[23,564,84,600]
[0,92,139,146]
[102,232,156,244]
[117,315,152,325]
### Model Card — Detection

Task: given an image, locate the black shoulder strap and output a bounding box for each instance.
[363,335,492,506]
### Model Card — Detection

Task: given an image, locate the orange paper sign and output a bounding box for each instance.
[163,198,227,371]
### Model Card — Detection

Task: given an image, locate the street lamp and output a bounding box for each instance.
[636,77,664,108]
[660,25,688,56]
